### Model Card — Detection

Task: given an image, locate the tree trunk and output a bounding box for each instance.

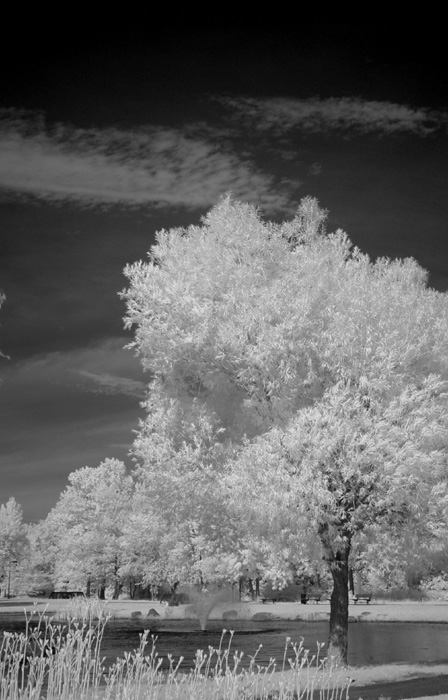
[98,578,106,600]
[319,522,351,667]
[348,568,354,595]
[112,556,121,599]
[355,570,363,595]
[327,551,350,666]
[129,578,136,599]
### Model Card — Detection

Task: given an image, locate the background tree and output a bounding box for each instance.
[130,387,247,594]
[19,519,59,596]
[122,196,448,664]
[0,497,28,596]
[45,459,134,597]
[0,290,5,365]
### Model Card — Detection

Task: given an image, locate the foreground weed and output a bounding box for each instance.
[0,608,108,700]
[56,597,110,623]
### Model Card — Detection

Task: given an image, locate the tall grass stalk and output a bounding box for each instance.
[0,609,108,700]
[56,597,110,623]
[0,613,352,700]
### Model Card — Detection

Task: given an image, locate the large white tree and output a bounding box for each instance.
[122,196,448,664]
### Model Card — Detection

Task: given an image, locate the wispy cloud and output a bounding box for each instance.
[1,337,146,399]
[1,411,138,522]
[1,97,444,219]
[73,370,146,398]
[0,338,146,519]
[0,109,291,212]
[218,96,448,136]
[308,162,322,176]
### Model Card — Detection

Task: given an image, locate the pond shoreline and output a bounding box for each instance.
[3,597,448,623]
[2,598,448,699]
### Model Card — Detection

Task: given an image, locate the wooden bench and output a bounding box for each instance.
[306,595,322,604]
[299,593,325,604]
[261,598,276,604]
[352,594,371,604]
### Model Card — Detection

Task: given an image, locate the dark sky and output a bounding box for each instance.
[1,17,447,521]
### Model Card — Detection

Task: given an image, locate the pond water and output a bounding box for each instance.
[2,617,448,671]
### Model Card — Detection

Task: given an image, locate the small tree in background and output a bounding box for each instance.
[130,388,245,592]
[45,459,134,598]
[0,497,28,596]
[21,518,59,596]
[122,196,448,664]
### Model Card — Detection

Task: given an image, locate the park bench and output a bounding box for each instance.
[352,594,372,604]
[261,598,276,603]
[306,594,322,603]
[49,590,85,599]
[299,592,326,604]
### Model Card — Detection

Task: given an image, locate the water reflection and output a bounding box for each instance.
[348,622,448,666]
[65,619,448,670]
[1,618,448,671]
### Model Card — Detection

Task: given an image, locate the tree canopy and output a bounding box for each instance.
[122,196,448,664]
[0,497,27,595]
[45,459,134,597]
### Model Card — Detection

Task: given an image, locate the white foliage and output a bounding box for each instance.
[122,195,448,587]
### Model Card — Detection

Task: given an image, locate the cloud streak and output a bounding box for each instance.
[218,96,448,136]
[0,337,146,399]
[1,97,444,218]
[73,370,146,398]
[0,338,146,519]
[0,109,290,212]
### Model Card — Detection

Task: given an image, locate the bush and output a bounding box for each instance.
[420,574,448,600]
